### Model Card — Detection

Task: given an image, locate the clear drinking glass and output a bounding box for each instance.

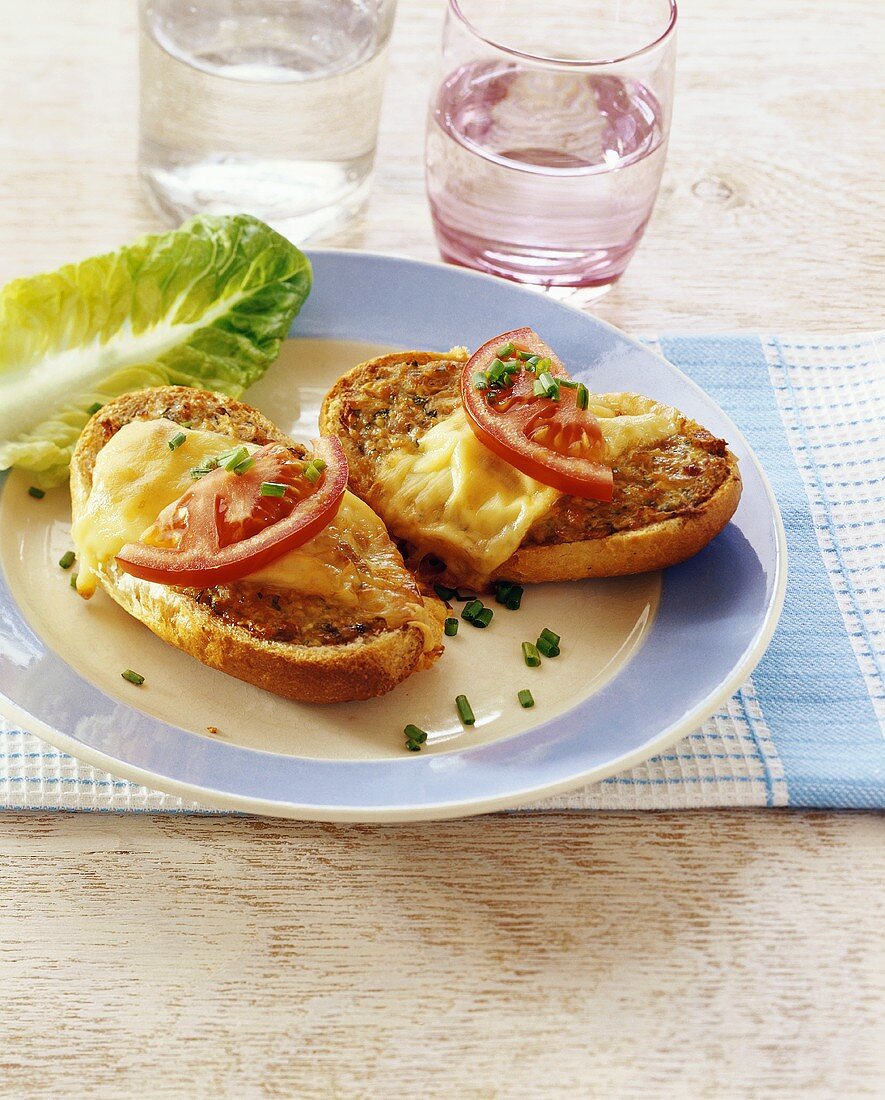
[139,0,398,242]
[425,0,677,299]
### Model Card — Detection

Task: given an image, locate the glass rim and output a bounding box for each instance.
[448,0,678,67]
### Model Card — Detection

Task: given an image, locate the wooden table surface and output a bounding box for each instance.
[1,1,883,1096]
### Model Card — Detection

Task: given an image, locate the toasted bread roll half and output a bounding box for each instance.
[320,349,742,590]
[71,386,445,703]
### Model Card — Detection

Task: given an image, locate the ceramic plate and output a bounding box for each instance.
[0,251,786,820]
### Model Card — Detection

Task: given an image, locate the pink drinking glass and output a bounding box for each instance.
[425,0,677,300]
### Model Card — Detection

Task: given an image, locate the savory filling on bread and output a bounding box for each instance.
[70,387,444,703]
[320,329,741,590]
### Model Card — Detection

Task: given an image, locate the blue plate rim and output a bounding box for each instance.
[0,249,788,820]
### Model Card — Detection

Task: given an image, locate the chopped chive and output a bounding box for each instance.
[86,402,103,415]
[539,628,561,647]
[191,456,220,478]
[434,583,458,602]
[517,350,534,361]
[454,590,479,602]
[472,607,493,628]
[121,669,145,686]
[233,455,254,475]
[487,358,508,384]
[494,580,523,610]
[404,723,428,751]
[576,383,589,410]
[302,457,327,483]
[472,371,489,391]
[537,357,554,371]
[558,378,579,389]
[70,571,79,590]
[461,599,484,622]
[214,446,240,465]
[490,360,519,386]
[444,617,459,637]
[518,689,535,709]
[537,637,561,659]
[522,641,541,667]
[260,481,287,498]
[167,430,187,451]
[220,446,249,471]
[534,371,560,400]
[455,694,476,725]
[495,341,516,359]
[28,486,45,499]
[58,550,76,570]
[223,449,249,471]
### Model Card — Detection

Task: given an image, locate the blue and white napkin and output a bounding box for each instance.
[1,333,882,812]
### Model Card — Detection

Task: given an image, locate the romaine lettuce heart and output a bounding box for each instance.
[0,214,312,486]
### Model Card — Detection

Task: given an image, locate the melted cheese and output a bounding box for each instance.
[374,407,559,584]
[73,419,244,597]
[589,393,680,463]
[373,396,679,584]
[72,420,436,643]
[249,492,433,634]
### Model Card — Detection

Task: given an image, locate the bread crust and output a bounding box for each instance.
[492,468,742,583]
[71,386,444,704]
[320,351,742,588]
[319,350,465,491]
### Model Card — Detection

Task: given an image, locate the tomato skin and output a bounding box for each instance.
[460,328,613,501]
[116,436,348,587]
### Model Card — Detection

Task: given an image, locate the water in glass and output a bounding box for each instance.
[139,1,395,241]
[426,61,668,293]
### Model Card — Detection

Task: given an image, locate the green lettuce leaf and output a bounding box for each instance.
[0,214,312,486]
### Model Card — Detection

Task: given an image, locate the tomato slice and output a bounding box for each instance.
[460,328,613,501]
[116,436,348,587]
